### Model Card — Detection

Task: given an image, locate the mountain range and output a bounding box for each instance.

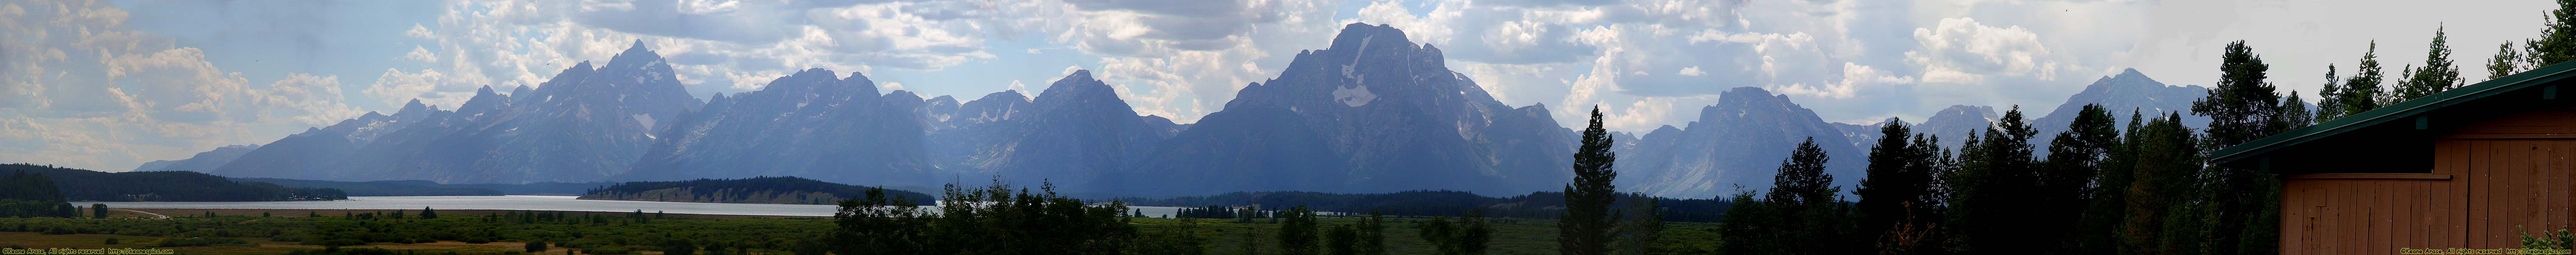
[137,23,2214,199]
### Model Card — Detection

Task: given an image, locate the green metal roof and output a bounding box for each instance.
[2210,61,2576,166]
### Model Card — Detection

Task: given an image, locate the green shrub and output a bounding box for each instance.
[155,237,252,247]
[582,247,631,255]
[103,238,118,244]
[526,240,550,252]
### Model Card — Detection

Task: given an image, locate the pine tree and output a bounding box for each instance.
[2041,104,2120,253]
[2124,113,2202,255]
[1858,119,1939,252]
[2531,0,2576,65]
[2394,26,2463,102]
[1948,106,2039,254]
[1359,212,1387,255]
[1561,106,1619,255]
[2277,92,2312,130]
[91,204,106,219]
[421,207,438,219]
[2313,65,2344,123]
[2341,41,2389,115]
[1769,137,1838,206]
[1280,206,1320,255]
[2191,40,2285,255]
[1327,224,1357,255]
[2494,41,2530,80]
[1611,195,1663,255]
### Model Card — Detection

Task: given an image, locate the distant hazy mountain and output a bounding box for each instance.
[161,27,2218,200]
[1914,105,2000,149]
[2033,68,2211,140]
[1613,87,1868,199]
[208,41,702,184]
[929,71,1172,188]
[1113,23,1575,196]
[620,68,936,185]
[131,144,257,173]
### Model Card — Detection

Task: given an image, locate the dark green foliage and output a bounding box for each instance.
[828,179,1137,255]
[584,176,933,205]
[1947,106,2042,254]
[528,240,550,252]
[103,238,117,244]
[2314,65,2344,123]
[1327,224,1358,255]
[1865,119,1937,255]
[660,239,695,255]
[421,207,437,219]
[1417,210,1492,255]
[1610,196,1662,255]
[0,170,73,218]
[791,238,826,255]
[2494,41,2530,80]
[2041,105,2120,254]
[1128,218,1208,255]
[2394,26,2463,102]
[2277,92,2311,130]
[91,204,106,219]
[2126,113,2204,254]
[2336,41,2389,118]
[1126,190,1729,222]
[2191,40,2289,255]
[0,164,344,202]
[1720,137,1859,255]
[1280,206,1320,255]
[156,237,254,247]
[1561,106,1619,255]
[2531,0,2576,65]
[1358,212,1386,255]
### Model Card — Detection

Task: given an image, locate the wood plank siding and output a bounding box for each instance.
[2279,110,2576,254]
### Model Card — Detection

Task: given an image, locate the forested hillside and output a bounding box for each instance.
[0,164,344,202]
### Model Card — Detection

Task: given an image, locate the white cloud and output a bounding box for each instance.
[405,23,436,39]
[1905,17,2061,84]
[1772,62,1910,99]
[403,46,439,62]
[1678,66,1704,76]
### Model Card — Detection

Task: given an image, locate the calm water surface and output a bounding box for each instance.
[93,196,1191,218]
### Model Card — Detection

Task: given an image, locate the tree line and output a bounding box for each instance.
[1704,2,2576,254]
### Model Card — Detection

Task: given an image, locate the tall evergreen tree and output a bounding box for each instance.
[1611,195,1663,255]
[2531,0,2576,65]
[1947,106,2039,254]
[2040,105,2120,253]
[2190,40,2285,255]
[2277,92,2312,130]
[1858,119,1942,254]
[2313,65,2344,123]
[2494,41,2530,80]
[2394,26,2464,102]
[1561,106,1620,255]
[2123,113,2202,255]
[2340,41,2389,115]
[2078,110,2146,255]
[1770,137,1838,206]
[1280,206,1320,255]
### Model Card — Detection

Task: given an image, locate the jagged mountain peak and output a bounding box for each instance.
[1038,70,1117,102]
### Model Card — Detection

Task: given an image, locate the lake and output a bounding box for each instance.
[91,196,1194,218]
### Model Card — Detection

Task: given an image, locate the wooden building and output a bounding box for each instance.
[2213,62,2576,254]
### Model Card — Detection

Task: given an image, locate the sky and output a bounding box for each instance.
[0,0,2559,172]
